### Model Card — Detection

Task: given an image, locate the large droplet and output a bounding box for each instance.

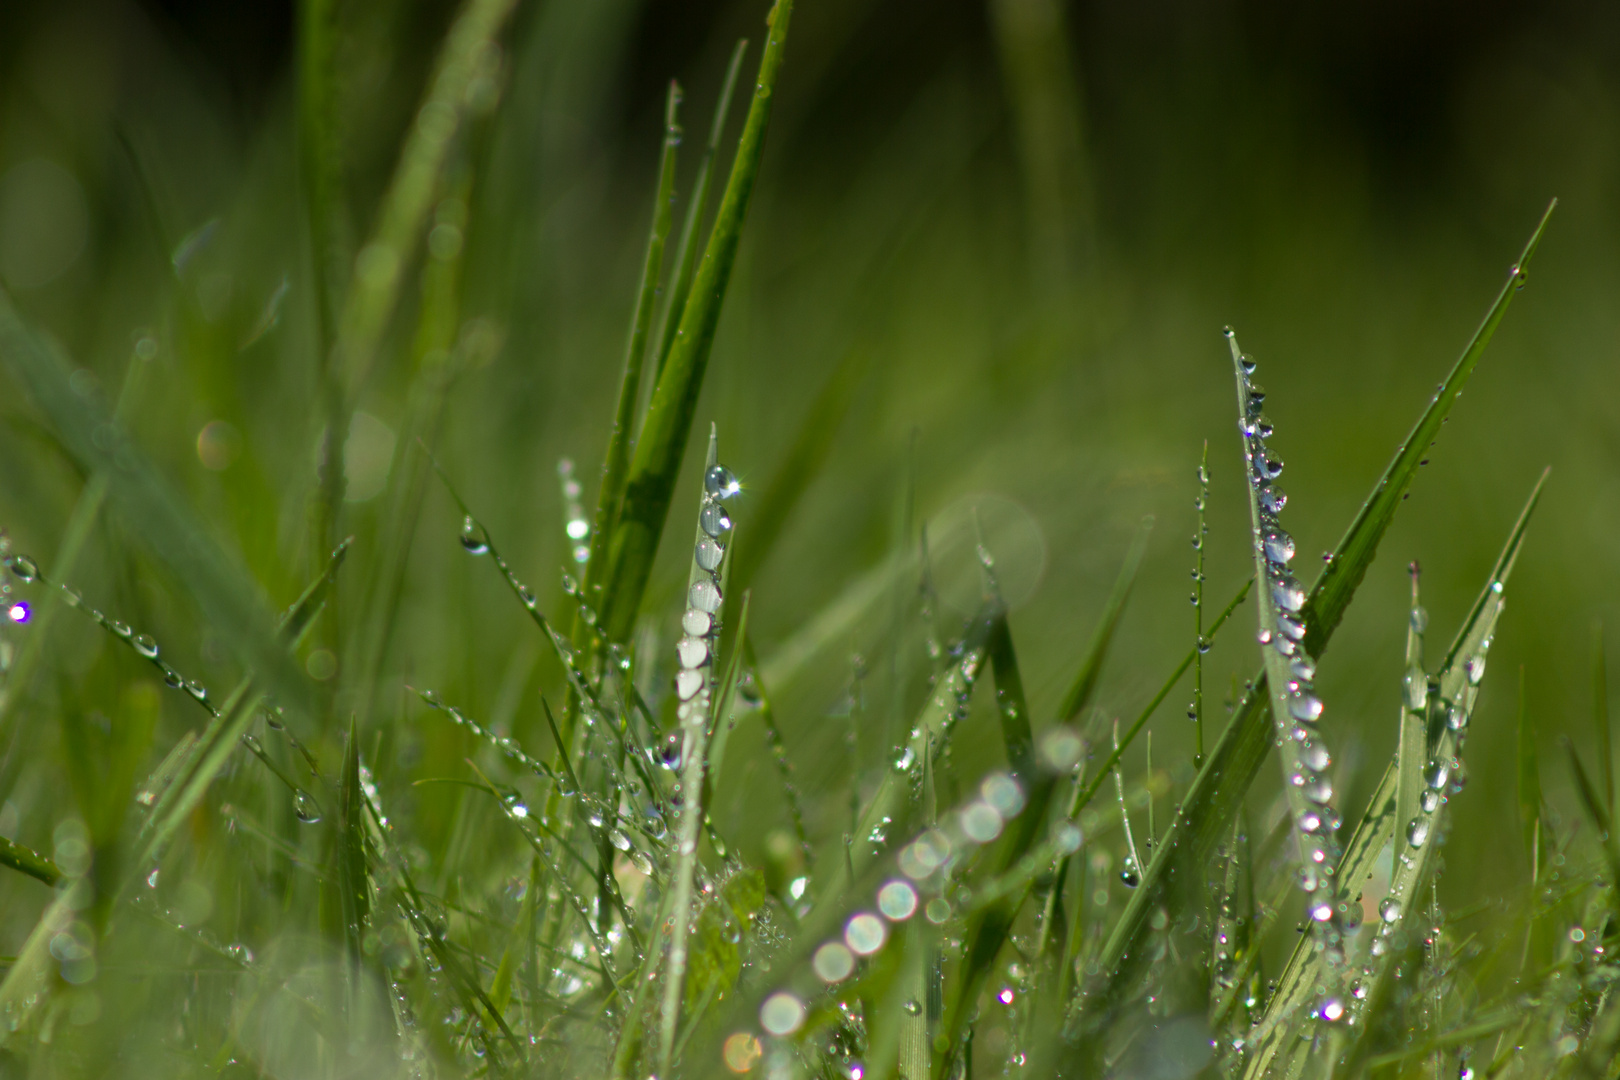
[1271,578,1305,613]
[701,503,733,539]
[1120,856,1140,888]
[1259,487,1287,514]
[1379,896,1402,923]
[675,669,705,701]
[1288,693,1324,723]
[1424,760,1450,791]
[8,555,39,583]
[1264,532,1295,565]
[1298,740,1330,772]
[704,465,740,500]
[681,609,712,637]
[133,634,159,659]
[1405,816,1430,848]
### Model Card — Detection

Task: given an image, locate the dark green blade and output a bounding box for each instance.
[598,0,796,643]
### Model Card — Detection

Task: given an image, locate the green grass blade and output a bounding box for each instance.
[0,289,317,726]
[1266,472,1547,1077]
[1056,516,1152,724]
[987,611,1034,778]
[1301,199,1553,658]
[599,0,795,643]
[333,0,519,399]
[338,717,371,968]
[653,40,750,381]
[1596,620,1612,816]
[1064,210,1554,1056]
[1518,666,1542,872]
[1394,569,1428,887]
[726,346,868,601]
[582,82,684,616]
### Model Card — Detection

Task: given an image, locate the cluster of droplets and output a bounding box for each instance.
[750,729,1085,1049]
[1189,449,1211,764]
[557,458,591,564]
[674,464,736,727]
[1228,335,1350,979]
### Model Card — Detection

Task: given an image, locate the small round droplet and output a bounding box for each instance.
[682,609,712,637]
[813,942,855,983]
[844,912,886,955]
[1379,896,1402,923]
[1424,760,1450,791]
[8,555,39,583]
[760,992,805,1036]
[134,634,159,659]
[1419,789,1439,813]
[1120,857,1141,888]
[689,579,722,614]
[695,538,724,572]
[902,999,922,1016]
[459,516,489,556]
[877,880,918,921]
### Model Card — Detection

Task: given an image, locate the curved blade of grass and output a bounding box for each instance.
[599,0,795,643]
[581,82,683,618]
[1063,207,1554,1058]
[1247,470,1546,1078]
[1057,518,1153,725]
[0,837,59,887]
[653,39,750,382]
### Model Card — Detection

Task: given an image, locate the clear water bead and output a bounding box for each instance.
[459,516,489,555]
[704,465,740,499]
[681,609,712,637]
[676,637,709,669]
[675,670,705,701]
[695,537,724,572]
[700,503,733,539]
[134,634,159,659]
[1406,817,1430,848]
[688,579,722,613]
[1379,896,1402,923]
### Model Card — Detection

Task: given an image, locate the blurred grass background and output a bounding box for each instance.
[0,0,1617,979]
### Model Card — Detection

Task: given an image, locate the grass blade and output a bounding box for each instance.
[599,0,795,643]
[1250,470,1547,1077]
[653,40,750,381]
[581,82,684,618]
[1064,208,1554,1057]
[0,837,59,887]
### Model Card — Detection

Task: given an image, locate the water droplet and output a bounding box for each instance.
[227,943,253,964]
[1120,857,1141,888]
[1264,532,1295,565]
[186,680,208,703]
[760,992,805,1036]
[813,941,855,982]
[682,609,712,637]
[163,669,182,688]
[112,620,132,638]
[902,999,922,1016]
[878,880,918,920]
[1196,636,1211,654]
[1260,487,1287,514]
[676,636,709,669]
[1379,897,1402,923]
[1403,665,1427,711]
[1419,789,1439,813]
[1409,606,1429,633]
[1319,998,1345,1022]
[844,913,886,955]
[675,669,705,701]
[133,634,158,659]
[704,465,740,500]
[892,746,916,772]
[1406,816,1429,848]
[688,579,722,614]
[8,556,38,583]
[1465,655,1487,685]
[1446,705,1467,731]
[1291,656,1316,681]
[459,516,489,555]
[1288,693,1324,723]
[695,538,724,572]
[1424,760,1449,790]
[294,790,322,824]
[1271,578,1305,613]
[701,503,733,539]
[1298,740,1330,772]
[1240,355,1256,374]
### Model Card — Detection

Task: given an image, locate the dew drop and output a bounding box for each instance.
[704,465,740,500]
[1419,789,1439,813]
[682,609,712,637]
[688,579,722,614]
[1406,817,1430,849]
[1120,857,1141,888]
[1379,897,1402,923]
[902,999,922,1016]
[675,669,705,701]
[8,556,38,583]
[294,790,322,824]
[695,538,724,572]
[676,637,710,670]
[700,503,733,539]
[459,516,489,555]
[186,680,208,704]
[134,634,159,659]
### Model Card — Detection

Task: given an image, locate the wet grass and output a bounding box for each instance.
[0,3,1614,1079]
